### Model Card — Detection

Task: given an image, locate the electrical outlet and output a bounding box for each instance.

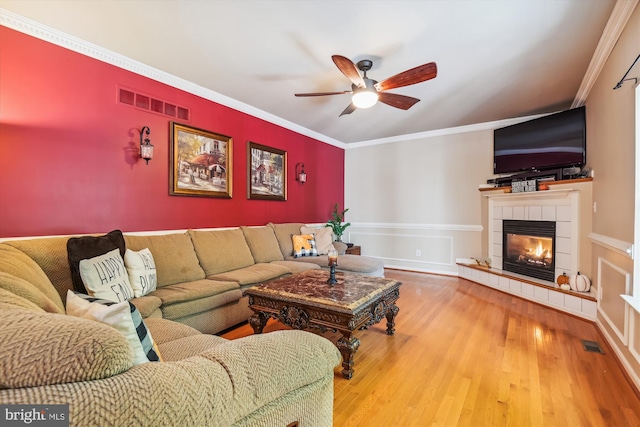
[593,202,597,213]
[415,249,421,257]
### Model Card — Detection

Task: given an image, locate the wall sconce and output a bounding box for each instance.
[139,126,154,165]
[296,162,307,184]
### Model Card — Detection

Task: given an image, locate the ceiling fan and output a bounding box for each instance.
[295,55,437,117]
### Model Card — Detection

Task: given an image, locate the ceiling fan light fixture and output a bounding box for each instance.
[296,55,437,116]
[352,88,378,109]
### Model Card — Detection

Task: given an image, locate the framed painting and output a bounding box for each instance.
[170,122,232,198]
[247,142,287,201]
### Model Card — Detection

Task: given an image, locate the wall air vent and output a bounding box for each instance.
[118,86,190,122]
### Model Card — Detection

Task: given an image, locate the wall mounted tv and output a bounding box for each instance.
[493,106,586,175]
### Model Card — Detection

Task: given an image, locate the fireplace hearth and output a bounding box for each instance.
[502,220,556,282]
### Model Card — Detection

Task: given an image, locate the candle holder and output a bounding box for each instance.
[327,248,338,285]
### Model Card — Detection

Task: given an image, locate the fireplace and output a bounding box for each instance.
[502,220,556,282]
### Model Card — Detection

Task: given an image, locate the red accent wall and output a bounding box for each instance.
[0,27,344,238]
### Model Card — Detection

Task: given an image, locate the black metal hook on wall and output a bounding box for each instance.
[613,54,639,90]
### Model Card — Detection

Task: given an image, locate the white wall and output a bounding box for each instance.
[344,129,493,274]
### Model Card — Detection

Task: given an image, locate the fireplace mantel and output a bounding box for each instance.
[459,179,594,319]
[482,188,578,201]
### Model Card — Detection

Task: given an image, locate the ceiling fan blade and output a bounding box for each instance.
[378,93,421,110]
[332,55,365,88]
[295,91,352,97]
[339,103,357,117]
[375,62,437,92]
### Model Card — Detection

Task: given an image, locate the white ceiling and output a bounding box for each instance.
[0,0,618,144]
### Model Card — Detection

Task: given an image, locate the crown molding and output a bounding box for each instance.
[4,5,631,150]
[572,0,639,108]
[344,113,550,149]
[0,8,346,149]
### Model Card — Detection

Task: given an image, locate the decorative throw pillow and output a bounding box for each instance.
[79,248,134,302]
[291,234,318,258]
[67,230,126,293]
[124,248,157,298]
[300,226,334,255]
[66,291,160,365]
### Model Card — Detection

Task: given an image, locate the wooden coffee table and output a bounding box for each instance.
[245,269,402,379]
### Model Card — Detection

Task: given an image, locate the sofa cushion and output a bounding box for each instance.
[189,229,255,276]
[124,248,157,297]
[207,263,291,286]
[151,279,242,321]
[129,294,163,319]
[5,236,74,302]
[268,222,305,258]
[67,291,160,365]
[301,226,334,255]
[79,248,135,302]
[0,272,64,315]
[0,286,46,313]
[0,291,132,388]
[0,244,65,313]
[124,233,206,287]
[144,317,202,344]
[270,260,322,274]
[241,226,284,263]
[67,230,126,293]
[150,279,239,306]
[292,234,318,258]
[157,334,228,362]
[332,240,348,255]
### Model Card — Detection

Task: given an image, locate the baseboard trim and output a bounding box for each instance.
[596,318,640,400]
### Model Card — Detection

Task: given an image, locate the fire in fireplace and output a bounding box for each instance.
[502,220,556,282]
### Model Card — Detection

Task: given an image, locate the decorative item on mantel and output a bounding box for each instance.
[471,257,492,268]
[326,203,351,242]
[511,179,537,193]
[557,272,571,291]
[569,272,591,292]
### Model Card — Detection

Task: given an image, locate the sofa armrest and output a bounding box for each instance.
[0,330,340,426]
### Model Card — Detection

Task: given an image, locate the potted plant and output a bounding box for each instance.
[325,203,351,242]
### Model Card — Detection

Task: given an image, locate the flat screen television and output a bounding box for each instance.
[493,106,586,174]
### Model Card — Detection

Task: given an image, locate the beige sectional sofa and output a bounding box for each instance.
[0,222,384,426]
[122,222,384,334]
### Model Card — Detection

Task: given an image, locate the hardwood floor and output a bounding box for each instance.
[222,270,640,426]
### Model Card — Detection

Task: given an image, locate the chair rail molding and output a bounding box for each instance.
[589,232,634,259]
[349,222,483,232]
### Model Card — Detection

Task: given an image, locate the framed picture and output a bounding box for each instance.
[247,142,287,201]
[170,122,232,198]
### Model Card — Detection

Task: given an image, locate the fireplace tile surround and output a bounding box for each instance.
[458,179,595,320]
[491,193,576,279]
